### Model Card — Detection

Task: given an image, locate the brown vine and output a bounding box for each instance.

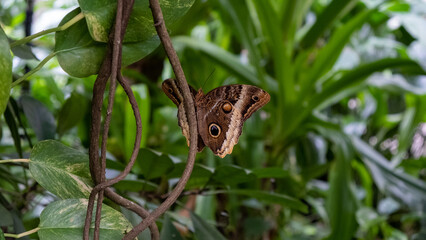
[84,0,198,239]
[83,0,159,239]
[122,0,199,237]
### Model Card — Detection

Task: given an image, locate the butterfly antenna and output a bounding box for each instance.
[201,69,216,89]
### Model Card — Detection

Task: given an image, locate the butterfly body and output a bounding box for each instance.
[162,79,270,158]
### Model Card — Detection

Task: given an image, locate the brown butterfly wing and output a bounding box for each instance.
[162,79,205,151]
[196,85,270,158]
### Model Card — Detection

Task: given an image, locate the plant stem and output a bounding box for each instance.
[4,228,40,238]
[9,12,84,48]
[0,159,30,164]
[123,0,198,238]
[11,52,57,88]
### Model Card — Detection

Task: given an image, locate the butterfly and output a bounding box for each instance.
[162,79,270,158]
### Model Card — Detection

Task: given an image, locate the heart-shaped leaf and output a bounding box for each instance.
[167,162,213,189]
[211,165,255,186]
[134,148,174,180]
[55,8,160,77]
[0,26,12,115]
[190,211,226,240]
[78,0,195,42]
[29,140,93,199]
[57,93,88,136]
[20,95,56,140]
[38,199,133,239]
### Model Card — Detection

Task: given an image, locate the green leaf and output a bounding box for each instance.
[243,217,272,239]
[351,137,426,210]
[190,211,226,240]
[78,0,195,42]
[352,161,373,206]
[251,167,290,179]
[57,93,88,136]
[367,74,426,95]
[135,148,174,180]
[20,95,56,140]
[303,9,374,93]
[310,58,424,110]
[167,162,213,189]
[216,0,266,84]
[211,165,255,186]
[300,0,359,49]
[326,142,358,240]
[29,140,93,199]
[220,189,308,213]
[55,8,161,78]
[113,179,158,192]
[10,43,37,60]
[4,99,22,157]
[251,0,290,100]
[0,26,12,115]
[0,203,13,226]
[124,84,150,158]
[160,215,183,240]
[356,207,386,231]
[172,36,278,90]
[109,84,150,160]
[10,211,29,240]
[38,199,132,239]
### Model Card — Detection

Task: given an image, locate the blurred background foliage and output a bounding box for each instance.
[1,0,426,239]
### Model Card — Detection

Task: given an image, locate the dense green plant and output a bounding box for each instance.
[0,0,425,239]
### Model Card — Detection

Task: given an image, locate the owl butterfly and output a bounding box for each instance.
[162,79,270,158]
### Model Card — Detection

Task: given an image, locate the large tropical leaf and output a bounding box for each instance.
[352,137,426,210]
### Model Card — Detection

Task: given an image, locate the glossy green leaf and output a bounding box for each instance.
[220,189,308,213]
[38,199,132,239]
[135,148,174,180]
[160,215,183,240]
[29,140,92,199]
[78,0,195,42]
[57,93,88,136]
[55,8,160,78]
[0,26,12,115]
[190,211,226,240]
[0,229,4,240]
[211,165,255,186]
[20,95,56,140]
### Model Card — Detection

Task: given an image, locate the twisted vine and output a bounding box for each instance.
[84,0,198,239]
